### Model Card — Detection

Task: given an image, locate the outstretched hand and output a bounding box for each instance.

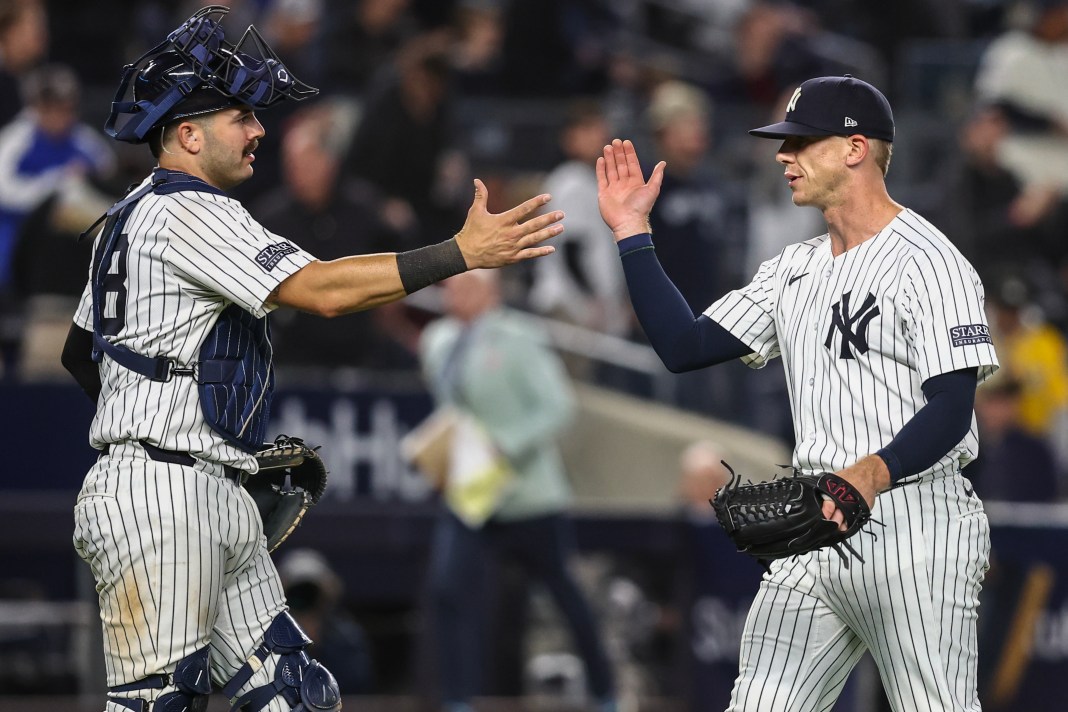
[596,139,666,242]
[454,179,562,269]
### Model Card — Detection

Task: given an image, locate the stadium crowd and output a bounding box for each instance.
[2,0,1068,499]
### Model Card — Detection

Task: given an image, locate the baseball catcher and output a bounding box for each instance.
[245,435,328,552]
[712,462,874,567]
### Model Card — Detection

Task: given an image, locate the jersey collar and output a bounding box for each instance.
[151,167,228,197]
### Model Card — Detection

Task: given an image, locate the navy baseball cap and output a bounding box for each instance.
[749,75,894,142]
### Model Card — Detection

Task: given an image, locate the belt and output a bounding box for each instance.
[102,441,248,485]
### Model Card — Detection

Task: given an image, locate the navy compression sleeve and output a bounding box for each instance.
[618,233,751,372]
[876,367,979,481]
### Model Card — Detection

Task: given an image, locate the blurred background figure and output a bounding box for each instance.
[251,100,420,371]
[935,106,1066,287]
[970,375,1060,502]
[324,0,419,96]
[448,0,506,97]
[677,440,732,521]
[642,79,753,423]
[0,63,115,379]
[707,1,834,110]
[986,273,1068,492]
[670,440,763,712]
[230,0,329,205]
[528,99,630,347]
[970,0,1068,299]
[973,0,1068,199]
[343,32,468,248]
[277,548,375,694]
[496,0,616,98]
[644,79,748,329]
[0,0,48,128]
[418,269,617,712]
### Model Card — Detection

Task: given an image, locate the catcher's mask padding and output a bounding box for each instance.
[222,611,341,712]
[106,5,318,143]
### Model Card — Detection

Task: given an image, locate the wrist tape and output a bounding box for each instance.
[396,237,468,294]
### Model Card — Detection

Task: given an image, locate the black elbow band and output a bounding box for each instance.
[396,238,469,294]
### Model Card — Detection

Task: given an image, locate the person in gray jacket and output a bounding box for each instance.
[419,269,616,712]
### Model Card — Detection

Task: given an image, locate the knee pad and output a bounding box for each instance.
[108,646,212,712]
[223,611,341,712]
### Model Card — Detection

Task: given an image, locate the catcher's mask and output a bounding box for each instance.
[105,5,318,143]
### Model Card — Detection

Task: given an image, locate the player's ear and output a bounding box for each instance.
[844,135,868,168]
[175,121,203,154]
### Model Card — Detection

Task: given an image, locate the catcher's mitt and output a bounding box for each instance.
[711,462,873,567]
[245,435,328,552]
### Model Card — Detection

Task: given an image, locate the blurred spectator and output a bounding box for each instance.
[935,105,1068,294]
[529,99,629,341]
[498,0,616,97]
[239,0,329,201]
[251,100,420,370]
[277,548,375,694]
[0,63,115,377]
[324,0,420,96]
[343,32,468,248]
[986,273,1068,476]
[645,80,747,313]
[669,440,763,711]
[796,0,965,88]
[677,440,732,521]
[973,0,1068,201]
[226,0,329,207]
[969,375,1060,501]
[0,0,47,128]
[262,0,328,89]
[643,79,752,421]
[419,269,617,712]
[448,0,506,97]
[707,1,837,110]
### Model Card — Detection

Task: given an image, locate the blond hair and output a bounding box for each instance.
[869,138,893,176]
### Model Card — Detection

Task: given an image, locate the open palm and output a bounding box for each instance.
[596,139,666,241]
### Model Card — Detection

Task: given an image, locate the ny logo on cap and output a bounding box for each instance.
[787,87,802,113]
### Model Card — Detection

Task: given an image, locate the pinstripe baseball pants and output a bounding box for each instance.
[73,443,288,707]
[728,470,990,712]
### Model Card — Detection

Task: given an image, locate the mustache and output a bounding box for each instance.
[244,141,259,154]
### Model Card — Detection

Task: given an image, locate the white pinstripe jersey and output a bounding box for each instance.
[74,173,314,471]
[706,208,999,475]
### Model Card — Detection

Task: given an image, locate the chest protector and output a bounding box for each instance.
[88,168,274,453]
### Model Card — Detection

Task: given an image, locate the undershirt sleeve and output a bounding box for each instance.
[618,233,751,372]
[876,367,978,481]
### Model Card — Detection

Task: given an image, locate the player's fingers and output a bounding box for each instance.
[822,499,846,530]
[649,160,667,192]
[518,210,564,234]
[501,192,552,223]
[825,505,847,532]
[595,157,608,191]
[516,222,564,248]
[512,245,556,261]
[622,139,643,178]
[602,143,619,183]
[471,178,488,212]
[612,138,629,178]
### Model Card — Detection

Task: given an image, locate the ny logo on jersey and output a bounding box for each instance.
[825,291,880,359]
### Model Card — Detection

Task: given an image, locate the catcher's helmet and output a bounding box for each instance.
[106,5,317,143]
